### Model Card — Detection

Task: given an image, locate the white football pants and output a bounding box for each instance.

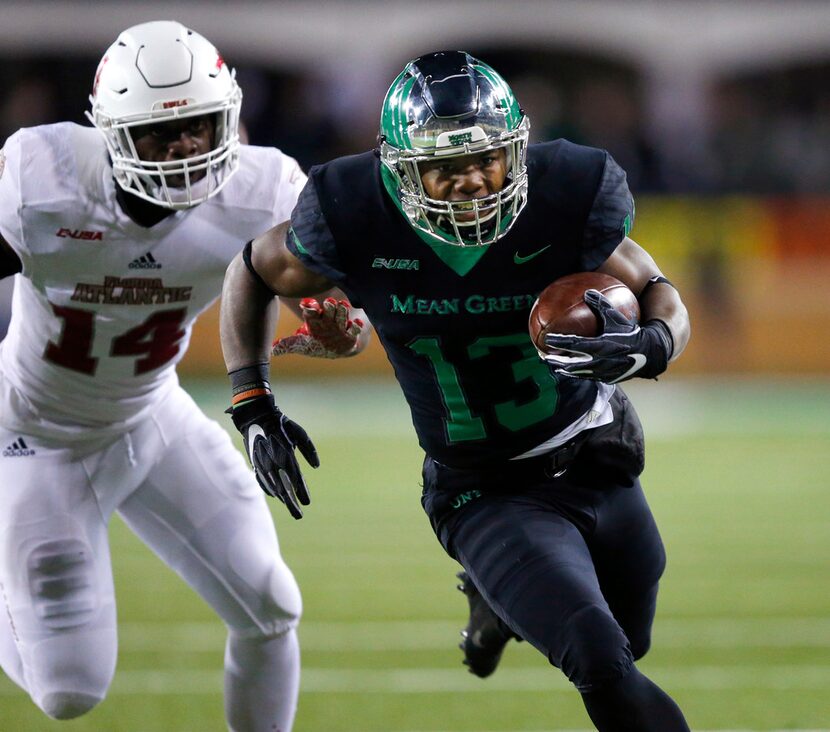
[0,386,301,730]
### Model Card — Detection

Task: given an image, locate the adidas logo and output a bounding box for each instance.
[128,252,162,269]
[3,437,35,457]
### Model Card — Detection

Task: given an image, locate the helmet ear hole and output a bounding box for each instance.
[379,52,529,247]
[87,20,242,210]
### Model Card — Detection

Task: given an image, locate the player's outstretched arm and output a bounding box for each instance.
[220,221,335,517]
[221,222,332,370]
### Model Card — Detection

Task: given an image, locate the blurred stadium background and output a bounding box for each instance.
[1,1,828,730]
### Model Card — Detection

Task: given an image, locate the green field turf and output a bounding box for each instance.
[1,377,829,731]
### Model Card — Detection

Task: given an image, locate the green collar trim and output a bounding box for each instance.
[419,236,491,277]
[380,164,491,277]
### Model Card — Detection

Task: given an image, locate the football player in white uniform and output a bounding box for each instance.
[0,21,366,730]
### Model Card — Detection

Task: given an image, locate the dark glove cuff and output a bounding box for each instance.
[645,319,674,362]
[638,319,674,379]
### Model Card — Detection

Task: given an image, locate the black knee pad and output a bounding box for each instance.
[556,604,634,692]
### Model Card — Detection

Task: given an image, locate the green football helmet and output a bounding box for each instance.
[379,51,529,247]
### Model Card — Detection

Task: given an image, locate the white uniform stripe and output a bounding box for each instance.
[3,665,827,695]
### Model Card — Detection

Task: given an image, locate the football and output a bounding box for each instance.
[529,272,640,353]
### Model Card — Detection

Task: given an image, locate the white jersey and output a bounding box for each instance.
[0,122,305,441]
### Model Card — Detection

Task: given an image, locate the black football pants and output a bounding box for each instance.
[421,396,690,730]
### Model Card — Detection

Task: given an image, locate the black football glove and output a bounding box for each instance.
[229,394,319,519]
[542,289,674,384]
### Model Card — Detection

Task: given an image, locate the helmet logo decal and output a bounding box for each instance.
[157,99,191,110]
[208,54,226,79]
[435,126,487,152]
[448,132,472,145]
[92,55,109,98]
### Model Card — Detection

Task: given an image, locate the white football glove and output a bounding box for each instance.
[272,297,365,359]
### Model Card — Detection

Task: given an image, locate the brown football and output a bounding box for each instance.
[529,272,640,354]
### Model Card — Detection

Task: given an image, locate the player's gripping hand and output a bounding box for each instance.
[542,289,674,384]
[229,394,319,519]
[272,297,365,358]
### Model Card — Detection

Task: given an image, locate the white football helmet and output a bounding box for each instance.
[87,20,242,209]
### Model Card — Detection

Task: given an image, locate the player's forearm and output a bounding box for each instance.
[598,237,690,361]
[220,253,280,372]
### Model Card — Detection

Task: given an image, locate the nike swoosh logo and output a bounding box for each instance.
[513,244,551,264]
[610,353,648,383]
[246,424,266,455]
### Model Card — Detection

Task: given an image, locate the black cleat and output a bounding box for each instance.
[456,571,516,678]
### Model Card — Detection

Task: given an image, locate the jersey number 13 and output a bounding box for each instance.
[409,333,558,443]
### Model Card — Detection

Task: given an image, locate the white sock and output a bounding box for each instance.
[224,628,300,732]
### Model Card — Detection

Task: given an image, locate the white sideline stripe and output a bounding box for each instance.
[3,665,830,696]
[115,617,830,652]
[301,665,830,692]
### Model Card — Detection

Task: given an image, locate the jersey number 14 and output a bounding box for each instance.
[44,304,187,376]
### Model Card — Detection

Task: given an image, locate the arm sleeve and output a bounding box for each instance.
[581,152,635,270]
[285,176,348,285]
[0,133,31,269]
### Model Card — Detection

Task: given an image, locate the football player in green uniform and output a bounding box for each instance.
[220,51,691,731]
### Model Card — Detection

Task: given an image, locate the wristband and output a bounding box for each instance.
[229,363,271,407]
